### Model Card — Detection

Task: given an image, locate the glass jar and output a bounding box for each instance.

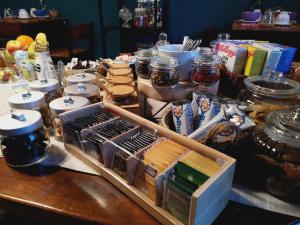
[8,91,52,129]
[239,74,300,124]
[65,73,96,86]
[135,7,148,28]
[0,110,50,167]
[191,52,222,90]
[49,96,89,141]
[150,56,179,87]
[64,83,101,104]
[29,79,62,104]
[135,49,158,79]
[251,106,300,202]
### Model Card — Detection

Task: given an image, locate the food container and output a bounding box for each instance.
[29,79,62,104]
[251,106,300,202]
[135,49,158,79]
[65,73,96,85]
[0,110,50,167]
[64,83,100,103]
[149,56,179,87]
[106,85,135,103]
[0,67,16,83]
[239,74,300,124]
[8,91,52,128]
[108,68,132,77]
[191,52,222,94]
[49,96,89,141]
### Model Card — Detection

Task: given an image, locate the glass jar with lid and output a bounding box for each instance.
[135,7,148,28]
[8,91,52,129]
[64,83,101,103]
[65,73,96,86]
[239,73,300,124]
[191,52,222,94]
[29,79,62,104]
[49,96,89,141]
[135,49,158,79]
[0,110,50,167]
[251,106,300,202]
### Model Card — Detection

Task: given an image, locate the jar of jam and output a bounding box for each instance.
[64,83,101,103]
[135,49,158,79]
[29,79,62,104]
[252,106,300,202]
[65,73,96,86]
[49,96,89,141]
[239,73,300,124]
[0,110,50,167]
[150,56,179,87]
[8,91,52,129]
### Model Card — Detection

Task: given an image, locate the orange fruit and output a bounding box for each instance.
[16,35,34,51]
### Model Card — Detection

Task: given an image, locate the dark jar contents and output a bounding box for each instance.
[2,128,48,167]
[191,52,221,85]
[149,56,179,87]
[135,49,158,79]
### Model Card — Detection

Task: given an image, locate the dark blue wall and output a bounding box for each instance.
[1,0,300,57]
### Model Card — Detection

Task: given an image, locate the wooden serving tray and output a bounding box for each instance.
[60,102,236,225]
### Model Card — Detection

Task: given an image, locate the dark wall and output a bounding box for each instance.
[1,0,300,57]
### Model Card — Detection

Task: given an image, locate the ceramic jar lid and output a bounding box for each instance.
[29,79,59,93]
[0,110,43,137]
[64,83,99,98]
[8,91,45,109]
[49,96,89,114]
[66,73,96,84]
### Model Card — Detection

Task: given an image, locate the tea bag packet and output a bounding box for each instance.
[192,93,221,129]
[224,104,255,130]
[188,109,226,142]
[172,100,193,136]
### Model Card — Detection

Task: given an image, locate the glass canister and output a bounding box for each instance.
[251,106,300,202]
[49,96,89,141]
[65,73,96,86]
[239,74,300,124]
[135,49,158,79]
[29,79,62,104]
[8,91,52,129]
[191,52,222,94]
[0,110,50,167]
[149,56,179,87]
[64,83,101,103]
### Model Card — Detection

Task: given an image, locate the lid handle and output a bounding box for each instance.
[77,83,87,91]
[76,74,86,79]
[21,91,32,99]
[11,110,26,122]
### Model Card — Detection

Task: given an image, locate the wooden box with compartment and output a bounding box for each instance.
[60,102,236,225]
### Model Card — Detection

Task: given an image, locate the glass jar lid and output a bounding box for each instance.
[193,52,222,66]
[136,49,158,60]
[49,96,89,114]
[244,74,300,99]
[29,79,59,93]
[64,83,99,98]
[8,91,45,109]
[0,110,43,137]
[66,73,96,84]
[264,106,300,149]
[150,56,179,70]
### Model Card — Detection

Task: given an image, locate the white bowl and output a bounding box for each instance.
[158,44,199,81]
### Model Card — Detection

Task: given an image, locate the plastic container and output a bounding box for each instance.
[29,79,62,104]
[8,91,52,129]
[0,110,50,167]
[135,49,158,79]
[49,96,89,141]
[65,73,96,86]
[64,83,100,103]
[149,56,179,87]
[252,106,300,202]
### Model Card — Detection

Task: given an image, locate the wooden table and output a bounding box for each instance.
[0,158,159,225]
[0,17,68,49]
[231,20,300,60]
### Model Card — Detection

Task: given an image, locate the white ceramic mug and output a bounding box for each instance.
[275,11,290,25]
[19,9,29,19]
[30,8,36,17]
